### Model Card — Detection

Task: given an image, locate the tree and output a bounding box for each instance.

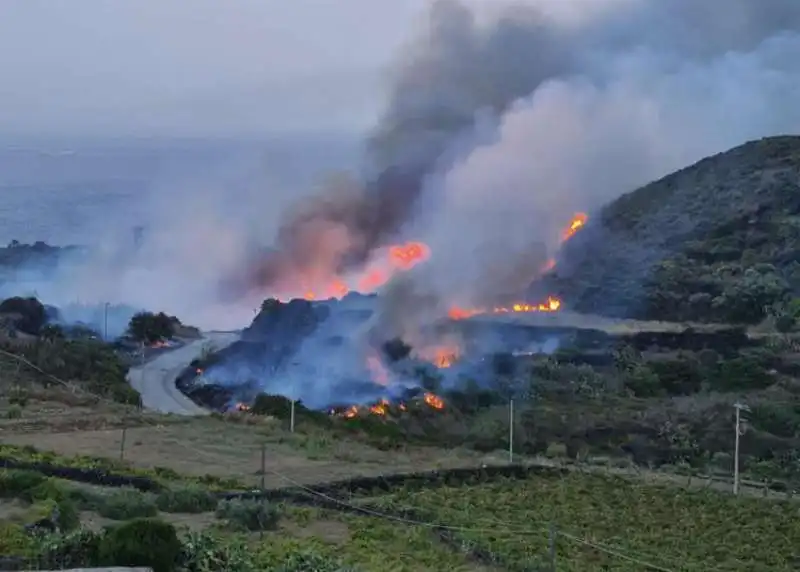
[127,312,175,343]
[0,296,46,335]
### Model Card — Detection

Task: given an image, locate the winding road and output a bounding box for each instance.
[126,331,239,415]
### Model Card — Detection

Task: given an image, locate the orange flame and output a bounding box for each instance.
[447,295,562,321]
[417,345,460,368]
[299,241,431,301]
[561,212,588,242]
[233,402,251,412]
[423,392,445,409]
[369,398,390,416]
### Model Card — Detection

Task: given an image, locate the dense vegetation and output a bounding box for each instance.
[375,472,800,571]
[546,136,800,325]
[127,310,181,343]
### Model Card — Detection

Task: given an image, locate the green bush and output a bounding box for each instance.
[623,364,663,397]
[0,296,46,335]
[179,531,256,572]
[97,489,158,520]
[156,485,218,514]
[545,442,568,459]
[6,404,22,419]
[127,311,176,343]
[25,496,80,532]
[274,550,358,572]
[215,498,280,531]
[8,386,29,407]
[35,529,103,569]
[0,337,133,404]
[98,518,181,572]
[0,522,35,557]
[0,469,47,497]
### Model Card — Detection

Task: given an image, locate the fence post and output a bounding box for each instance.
[548,522,557,571]
[119,427,127,461]
[260,443,267,540]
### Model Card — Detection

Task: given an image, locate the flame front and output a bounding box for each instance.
[417,345,460,368]
[447,295,562,321]
[561,212,588,242]
[446,212,586,320]
[332,392,444,419]
[423,392,445,409]
[301,240,431,301]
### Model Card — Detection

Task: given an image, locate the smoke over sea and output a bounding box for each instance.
[2,0,800,345]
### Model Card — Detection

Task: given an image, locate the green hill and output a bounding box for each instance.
[545,135,800,325]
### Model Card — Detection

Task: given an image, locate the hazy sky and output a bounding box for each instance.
[0,0,439,137]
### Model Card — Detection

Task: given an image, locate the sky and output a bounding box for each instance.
[0,0,438,137]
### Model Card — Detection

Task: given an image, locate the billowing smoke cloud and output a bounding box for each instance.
[236,0,800,328]
[5,0,800,341]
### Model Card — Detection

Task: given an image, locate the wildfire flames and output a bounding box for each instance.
[332,392,444,419]
[301,241,431,301]
[562,212,588,242]
[416,345,461,368]
[447,295,562,321]
[295,213,585,325]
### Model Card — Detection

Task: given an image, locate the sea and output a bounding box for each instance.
[0,134,362,245]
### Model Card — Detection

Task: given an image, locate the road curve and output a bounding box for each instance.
[127,331,239,415]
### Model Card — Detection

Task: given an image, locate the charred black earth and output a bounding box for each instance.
[176,292,758,413]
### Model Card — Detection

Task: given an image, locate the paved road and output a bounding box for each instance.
[126,332,239,415]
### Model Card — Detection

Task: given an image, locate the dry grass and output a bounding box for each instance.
[0,415,501,488]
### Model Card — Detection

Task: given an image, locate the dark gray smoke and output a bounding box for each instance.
[233,0,800,311]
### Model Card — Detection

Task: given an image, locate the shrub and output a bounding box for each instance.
[0,296,46,335]
[35,529,103,569]
[8,386,29,407]
[0,470,47,497]
[97,489,158,520]
[98,518,181,572]
[623,364,663,397]
[25,498,79,532]
[274,550,358,572]
[179,531,256,572]
[0,522,35,557]
[215,498,280,531]
[127,311,176,343]
[545,442,568,459]
[6,404,22,419]
[156,485,218,514]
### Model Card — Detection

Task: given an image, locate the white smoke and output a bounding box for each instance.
[399,0,800,312]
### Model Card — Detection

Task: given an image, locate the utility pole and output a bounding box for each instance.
[509,398,514,463]
[733,402,750,495]
[103,302,110,341]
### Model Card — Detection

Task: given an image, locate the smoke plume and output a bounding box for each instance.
[230,0,800,332]
[5,0,800,339]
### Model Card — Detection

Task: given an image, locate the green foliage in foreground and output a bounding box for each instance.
[375,472,800,571]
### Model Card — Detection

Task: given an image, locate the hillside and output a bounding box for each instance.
[545,135,800,324]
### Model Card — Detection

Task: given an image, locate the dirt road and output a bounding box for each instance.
[126,332,239,415]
